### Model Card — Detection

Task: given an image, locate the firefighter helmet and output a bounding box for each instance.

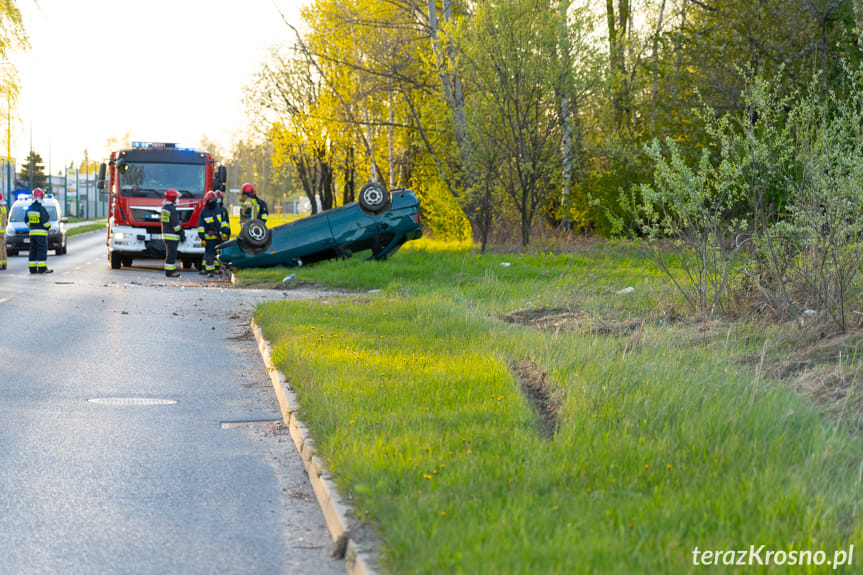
[204,190,217,202]
[32,188,44,199]
[214,190,223,199]
[165,189,178,202]
[241,182,256,195]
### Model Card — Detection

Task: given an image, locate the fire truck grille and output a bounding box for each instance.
[130,207,161,222]
[130,207,194,223]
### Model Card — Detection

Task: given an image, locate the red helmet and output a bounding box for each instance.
[204,190,217,202]
[214,190,223,199]
[165,189,178,202]
[241,182,256,195]
[32,188,44,199]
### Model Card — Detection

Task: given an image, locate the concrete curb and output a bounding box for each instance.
[251,319,378,575]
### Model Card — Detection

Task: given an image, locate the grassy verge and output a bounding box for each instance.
[67,221,107,237]
[251,238,863,574]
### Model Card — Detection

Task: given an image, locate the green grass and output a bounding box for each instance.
[251,239,863,574]
[66,221,107,236]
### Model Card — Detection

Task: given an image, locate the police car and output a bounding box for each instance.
[5,192,68,256]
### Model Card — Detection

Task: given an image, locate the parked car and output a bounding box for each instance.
[5,193,68,256]
[217,183,422,268]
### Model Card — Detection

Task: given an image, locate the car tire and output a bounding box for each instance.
[358,182,391,215]
[238,219,272,254]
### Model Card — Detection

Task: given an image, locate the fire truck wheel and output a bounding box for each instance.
[358,182,391,215]
[110,252,121,269]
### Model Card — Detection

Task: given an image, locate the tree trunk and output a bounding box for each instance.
[428,0,473,194]
[606,0,631,129]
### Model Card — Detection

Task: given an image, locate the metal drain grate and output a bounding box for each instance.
[88,398,177,406]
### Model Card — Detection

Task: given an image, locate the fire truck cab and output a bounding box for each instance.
[98,142,226,270]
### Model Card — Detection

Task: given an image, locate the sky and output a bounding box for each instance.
[9,0,307,172]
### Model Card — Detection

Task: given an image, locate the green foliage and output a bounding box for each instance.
[414,179,471,242]
[458,0,587,247]
[240,0,863,245]
[18,151,47,191]
[758,69,863,329]
[614,136,747,317]
[616,66,863,330]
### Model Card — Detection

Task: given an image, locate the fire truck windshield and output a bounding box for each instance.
[119,162,205,199]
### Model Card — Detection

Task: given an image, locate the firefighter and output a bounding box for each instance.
[239,182,269,225]
[27,188,52,274]
[0,192,7,270]
[197,191,220,277]
[161,188,183,277]
[214,190,230,274]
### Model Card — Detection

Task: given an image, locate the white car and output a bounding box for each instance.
[5,193,69,255]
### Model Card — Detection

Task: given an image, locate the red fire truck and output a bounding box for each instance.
[97,142,227,270]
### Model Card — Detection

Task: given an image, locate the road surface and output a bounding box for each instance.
[0,230,346,575]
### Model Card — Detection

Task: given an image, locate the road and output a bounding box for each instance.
[0,230,346,575]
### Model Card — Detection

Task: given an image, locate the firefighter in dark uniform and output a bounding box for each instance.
[27,188,52,274]
[161,188,183,277]
[239,182,269,225]
[214,190,230,274]
[197,191,220,277]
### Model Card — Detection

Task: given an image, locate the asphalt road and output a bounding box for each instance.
[0,230,346,575]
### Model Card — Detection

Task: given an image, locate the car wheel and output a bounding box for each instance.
[238,219,272,253]
[358,182,392,215]
[8,249,17,257]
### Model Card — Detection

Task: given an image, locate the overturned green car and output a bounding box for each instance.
[216,184,423,269]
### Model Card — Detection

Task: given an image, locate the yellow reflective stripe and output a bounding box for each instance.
[29,230,48,236]
[163,233,180,241]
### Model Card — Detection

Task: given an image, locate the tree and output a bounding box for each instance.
[17,150,46,191]
[246,45,335,214]
[460,0,585,247]
[0,1,28,165]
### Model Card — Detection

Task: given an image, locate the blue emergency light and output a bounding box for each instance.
[131,141,196,152]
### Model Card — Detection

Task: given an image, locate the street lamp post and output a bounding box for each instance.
[6,95,10,202]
